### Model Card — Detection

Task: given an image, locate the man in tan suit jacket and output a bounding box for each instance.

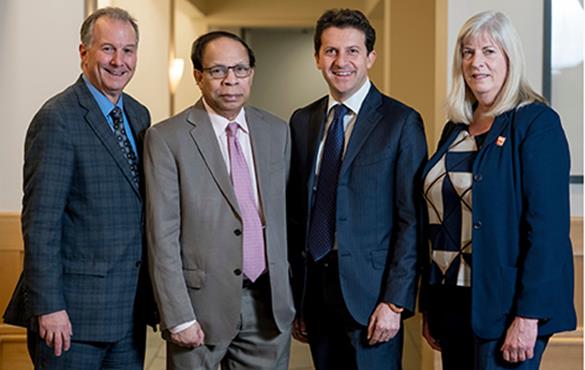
[144,31,294,370]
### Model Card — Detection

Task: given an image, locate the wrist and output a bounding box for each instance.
[384,302,404,314]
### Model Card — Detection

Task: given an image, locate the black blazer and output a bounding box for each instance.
[288,85,427,325]
[4,76,156,342]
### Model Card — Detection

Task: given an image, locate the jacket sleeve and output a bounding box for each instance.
[515,106,573,320]
[22,106,74,316]
[144,127,196,330]
[382,109,428,314]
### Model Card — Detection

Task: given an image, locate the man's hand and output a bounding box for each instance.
[292,317,309,343]
[38,310,73,357]
[367,303,402,345]
[170,322,205,348]
[501,316,538,363]
[422,313,441,351]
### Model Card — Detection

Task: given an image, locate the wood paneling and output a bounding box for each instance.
[0,213,29,370]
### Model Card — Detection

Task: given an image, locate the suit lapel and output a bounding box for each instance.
[187,101,240,216]
[75,78,141,198]
[247,109,270,223]
[339,86,383,176]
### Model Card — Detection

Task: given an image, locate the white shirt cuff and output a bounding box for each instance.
[169,320,197,334]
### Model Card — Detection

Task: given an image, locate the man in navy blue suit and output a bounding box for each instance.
[287,8,427,370]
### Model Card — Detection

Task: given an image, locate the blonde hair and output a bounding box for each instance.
[446,11,545,124]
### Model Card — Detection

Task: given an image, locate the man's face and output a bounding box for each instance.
[194,37,254,121]
[80,17,137,104]
[315,26,376,101]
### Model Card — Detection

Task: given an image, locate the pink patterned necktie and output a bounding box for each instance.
[226,122,266,282]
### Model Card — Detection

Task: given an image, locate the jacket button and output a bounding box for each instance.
[234,229,242,236]
[473,174,483,182]
[473,221,482,229]
[234,269,242,276]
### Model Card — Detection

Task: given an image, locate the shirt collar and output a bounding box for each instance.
[327,79,371,116]
[202,98,249,136]
[82,74,124,117]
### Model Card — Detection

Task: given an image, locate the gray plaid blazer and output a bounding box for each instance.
[3,76,156,342]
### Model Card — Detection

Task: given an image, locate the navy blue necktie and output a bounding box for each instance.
[307,104,349,261]
[110,107,139,187]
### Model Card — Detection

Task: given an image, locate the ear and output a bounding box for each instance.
[194,70,203,86]
[366,50,377,69]
[79,43,87,60]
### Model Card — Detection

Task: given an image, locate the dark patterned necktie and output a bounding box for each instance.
[307,104,349,261]
[109,107,139,187]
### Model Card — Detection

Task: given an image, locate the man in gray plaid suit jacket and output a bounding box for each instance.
[3,7,156,369]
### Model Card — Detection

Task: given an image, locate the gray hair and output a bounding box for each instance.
[80,7,139,46]
[446,11,545,124]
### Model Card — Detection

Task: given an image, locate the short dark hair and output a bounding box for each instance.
[191,31,256,71]
[80,7,139,46]
[314,9,376,54]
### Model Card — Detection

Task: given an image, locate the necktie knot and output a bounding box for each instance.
[332,104,349,122]
[226,122,240,137]
[110,107,123,122]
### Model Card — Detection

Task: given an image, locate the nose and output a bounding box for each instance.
[222,68,239,85]
[334,52,347,67]
[470,52,484,68]
[110,50,123,66]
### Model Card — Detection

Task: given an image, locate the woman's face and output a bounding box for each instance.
[461,32,508,108]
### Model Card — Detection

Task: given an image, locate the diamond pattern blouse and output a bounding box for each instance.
[423,129,485,287]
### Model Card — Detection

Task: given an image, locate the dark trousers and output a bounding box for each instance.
[304,252,403,370]
[27,324,146,370]
[427,285,549,370]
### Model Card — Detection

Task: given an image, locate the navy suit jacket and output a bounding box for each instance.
[288,85,427,325]
[4,76,156,342]
[420,102,577,339]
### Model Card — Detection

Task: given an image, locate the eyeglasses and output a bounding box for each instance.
[201,64,253,79]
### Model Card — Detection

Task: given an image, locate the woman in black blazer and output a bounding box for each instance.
[420,11,576,370]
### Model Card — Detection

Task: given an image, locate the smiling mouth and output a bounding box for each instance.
[332,70,354,77]
[472,73,490,79]
[105,69,127,77]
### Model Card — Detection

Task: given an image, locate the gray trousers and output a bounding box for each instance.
[167,278,292,370]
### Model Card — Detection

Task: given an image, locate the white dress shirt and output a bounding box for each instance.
[314,79,371,176]
[170,99,261,334]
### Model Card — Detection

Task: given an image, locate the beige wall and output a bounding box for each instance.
[0,0,84,212]
[388,0,441,148]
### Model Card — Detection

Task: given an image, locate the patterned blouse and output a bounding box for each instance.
[424,129,486,287]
